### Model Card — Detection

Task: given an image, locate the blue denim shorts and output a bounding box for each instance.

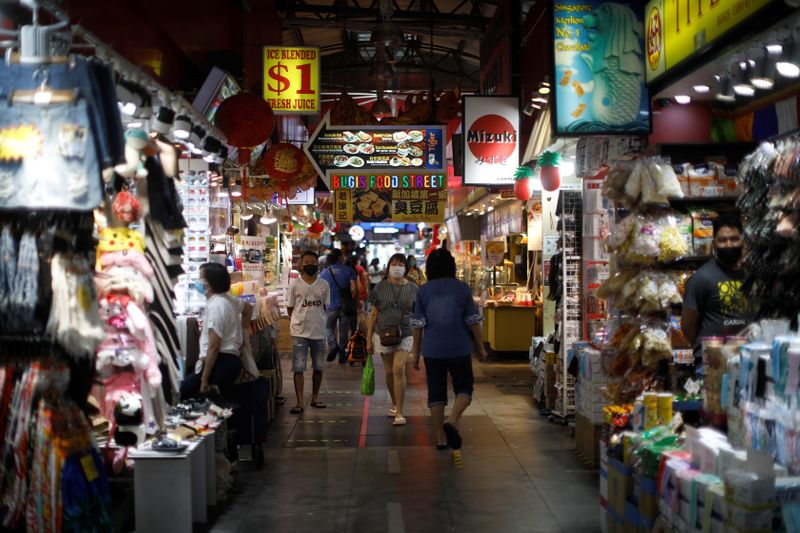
[292,337,326,372]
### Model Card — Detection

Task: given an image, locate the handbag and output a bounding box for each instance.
[329,268,358,316]
[378,325,402,347]
[360,355,375,396]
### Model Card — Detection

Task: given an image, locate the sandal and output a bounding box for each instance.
[443,422,462,450]
[290,406,304,415]
[310,400,327,408]
[393,415,407,426]
[436,443,449,451]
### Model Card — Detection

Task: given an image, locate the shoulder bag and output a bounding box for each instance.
[378,283,403,347]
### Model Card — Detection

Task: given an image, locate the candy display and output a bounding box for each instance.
[602,158,684,207]
[605,212,690,264]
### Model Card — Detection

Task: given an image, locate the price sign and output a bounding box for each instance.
[263,46,320,115]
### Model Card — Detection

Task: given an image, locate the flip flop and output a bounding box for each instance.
[310,401,327,408]
[443,422,462,450]
[290,406,304,415]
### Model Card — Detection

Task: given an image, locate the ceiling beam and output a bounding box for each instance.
[276,2,487,28]
[282,17,484,39]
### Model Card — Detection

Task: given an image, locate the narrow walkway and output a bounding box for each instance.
[209,355,600,533]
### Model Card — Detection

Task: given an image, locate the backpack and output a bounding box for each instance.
[347,330,368,363]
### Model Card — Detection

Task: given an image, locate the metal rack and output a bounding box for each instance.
[553,189,582,423]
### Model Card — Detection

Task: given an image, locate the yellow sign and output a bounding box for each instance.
[262,46,320,114]
[333,188,447,223]
[645,0,775,82]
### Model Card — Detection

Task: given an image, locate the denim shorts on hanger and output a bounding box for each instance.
[0,98,102,210]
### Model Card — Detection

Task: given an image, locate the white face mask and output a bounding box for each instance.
[389,266,405,279]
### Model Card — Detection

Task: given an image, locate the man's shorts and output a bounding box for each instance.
[291,337,326,373]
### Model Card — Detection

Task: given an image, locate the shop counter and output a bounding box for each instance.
[482,305,541,353]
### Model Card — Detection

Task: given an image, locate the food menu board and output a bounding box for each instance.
[312,128,444,171]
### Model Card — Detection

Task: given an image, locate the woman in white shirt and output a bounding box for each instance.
[180,263,252,401]
[368,257,383,290]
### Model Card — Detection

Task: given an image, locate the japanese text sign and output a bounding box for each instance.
[462,96,520,186]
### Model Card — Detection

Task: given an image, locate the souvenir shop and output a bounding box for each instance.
[520,0,800,531]
[0,2,290,531]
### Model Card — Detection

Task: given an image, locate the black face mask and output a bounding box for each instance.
[716,246,742,265]
[303,265,319,276]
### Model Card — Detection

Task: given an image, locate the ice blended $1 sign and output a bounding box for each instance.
[262,46,320,114]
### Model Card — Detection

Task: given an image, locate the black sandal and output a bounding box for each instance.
[290,406,304,414]
[443,423,462,450]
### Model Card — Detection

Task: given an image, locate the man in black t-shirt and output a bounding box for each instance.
[682,214,753,368]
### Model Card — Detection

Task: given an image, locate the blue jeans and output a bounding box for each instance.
[326,308,356,358]
[291,337,326,372]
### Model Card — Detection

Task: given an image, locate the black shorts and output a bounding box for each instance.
[423,356,474,407]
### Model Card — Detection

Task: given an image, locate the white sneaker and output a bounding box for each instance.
[388,407,397,418]
[393,415,407,426]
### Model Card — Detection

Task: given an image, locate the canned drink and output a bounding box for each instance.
[657,393,673,426]
[633,399,644,431]
[644,392,658,430]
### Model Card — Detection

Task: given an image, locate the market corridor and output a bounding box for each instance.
[207,355,600,533]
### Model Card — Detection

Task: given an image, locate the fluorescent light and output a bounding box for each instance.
[777,61,800,78]
[374,227,399,234]
[121,102,137,115]
[674,95,691,104]
[487,205,494,212]
[767,44,783,55]
[127,121,143,128]
[693,84,710,93]
[777,36,800,78]
[260,216,277,225]
[532,96,548,103]
[231,185,242,198]
[538,86,551,95]
[240,213,253,220]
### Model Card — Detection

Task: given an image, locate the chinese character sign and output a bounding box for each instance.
[332,173,447,223]
[462,96,520,186]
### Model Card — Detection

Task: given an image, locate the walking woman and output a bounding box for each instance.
[410,248,487,449]
[406,255,426,285]
[366,254,419,426]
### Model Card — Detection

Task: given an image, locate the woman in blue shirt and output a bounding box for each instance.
[410,248,487,450]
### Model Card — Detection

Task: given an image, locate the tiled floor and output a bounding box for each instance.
[207,355,601,533]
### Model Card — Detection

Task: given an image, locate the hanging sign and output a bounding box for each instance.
[304,112,445,189]
[462,96,520,186]
[645,0,776,83]
[262,46,320,115]
[331,173,447,223]
[552,1,650,135]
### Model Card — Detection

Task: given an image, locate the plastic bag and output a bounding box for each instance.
[360,354,375,396]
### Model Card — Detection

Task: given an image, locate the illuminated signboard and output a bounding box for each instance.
[462,96,520,186]
[331,173,447,223]
[263,46,320,114]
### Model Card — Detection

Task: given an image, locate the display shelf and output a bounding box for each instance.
[667,196,740,206]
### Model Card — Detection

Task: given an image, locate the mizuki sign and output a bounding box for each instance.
[462,96,520,186]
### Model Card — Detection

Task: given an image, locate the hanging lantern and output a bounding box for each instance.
[308,220,325,234]
[538,151,561,192]
[214,92,275,163]
[513,165,535,202]
[263,142,304,185]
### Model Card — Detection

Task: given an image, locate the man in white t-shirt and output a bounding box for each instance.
[287,250,331,414]
[180,263,252,401]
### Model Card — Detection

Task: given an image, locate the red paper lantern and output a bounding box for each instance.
[214,93,275,149]
[263,143,304,183]
[514,178,532,201]
[538,151,562,192]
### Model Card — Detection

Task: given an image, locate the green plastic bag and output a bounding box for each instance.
[360,354,375,396]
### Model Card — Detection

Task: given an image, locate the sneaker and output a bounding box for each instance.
[393,415,407,426]
[326,347,339,362]
[387,407,397,418]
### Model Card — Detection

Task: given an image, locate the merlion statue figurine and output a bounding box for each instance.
[582,3,644,126]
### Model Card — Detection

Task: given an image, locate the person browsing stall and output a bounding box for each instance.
[682,213,754,366]
[410,248,487,450]
[321,248,358,364]
[366,254,419,426]
[287,251,331,414]
[181,263,252,401]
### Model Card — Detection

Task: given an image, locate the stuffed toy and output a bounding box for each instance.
[112,191,141,225]
[113,392,145,447]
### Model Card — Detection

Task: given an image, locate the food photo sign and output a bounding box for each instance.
[304,112,445,190]
[331,173,447,224]
[552,0,650,135]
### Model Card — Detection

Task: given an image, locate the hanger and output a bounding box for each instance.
[12,67,76,104]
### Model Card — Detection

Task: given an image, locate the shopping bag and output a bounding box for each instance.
[360,355,375,396]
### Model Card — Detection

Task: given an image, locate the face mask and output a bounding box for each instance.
[716,246,742,265]
[303,265,319,276]
[389,266,405,279]
[194,280,207,295]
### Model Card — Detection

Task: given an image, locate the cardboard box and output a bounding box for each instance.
[276,316,293,352]
[576,413,603,466]
[608,458,634,517]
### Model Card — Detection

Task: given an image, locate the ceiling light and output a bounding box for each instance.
[532,96,548,103]
[260,215,277,225]
[231,185,242,198]
[767,44,783,55]
[538,81,551,95]
[777,34,800,78]
[733,62,755,96]
[693,84,710,93]
[372,97,391,117]
[487,205,494,212]
[734,84,755,96]
[126,121,143,128]
[674,95,691,104]
[374,226,399,234]
[240,207,253,220]
[173,115,192,139]
[716,76,735,102]
[152,106,175,135]
[121,101,137,115]
[750,47,777,90]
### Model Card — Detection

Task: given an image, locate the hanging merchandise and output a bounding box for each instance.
[538,151,561,192]
[602,158,684,207]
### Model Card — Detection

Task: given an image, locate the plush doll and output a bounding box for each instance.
[111,190,141,225]
[113,392,145,447]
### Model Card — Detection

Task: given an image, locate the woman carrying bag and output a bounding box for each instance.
[365,254,419,426]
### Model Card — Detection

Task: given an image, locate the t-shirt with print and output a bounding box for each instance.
[410,278,482,358]
[321,263,356,309]
[288,276,330,340]
[683,259,752,357]
[368,280,418,337]
[198,293,244,372]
